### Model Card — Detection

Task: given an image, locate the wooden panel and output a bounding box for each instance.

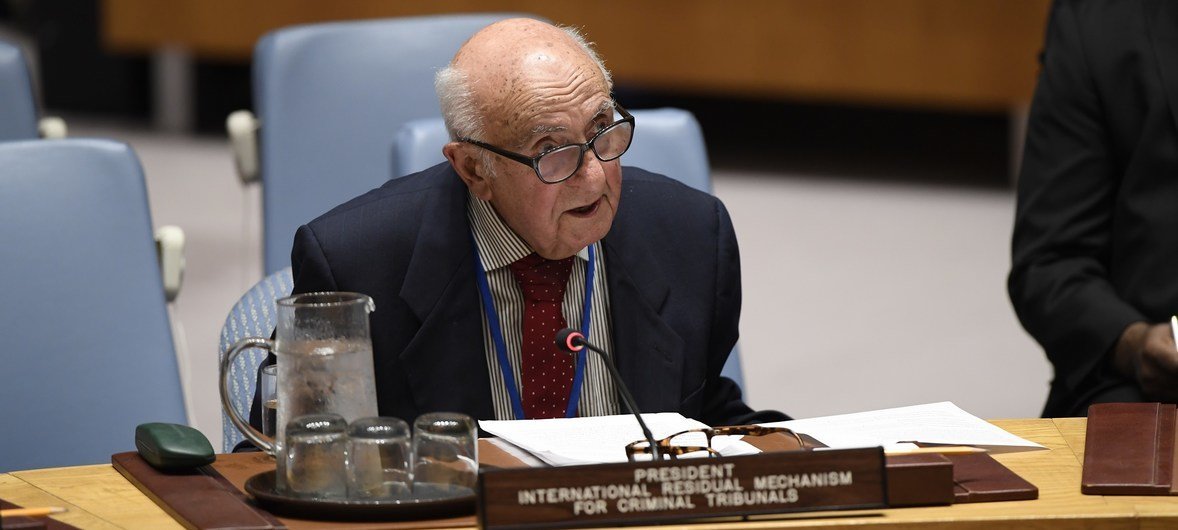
[0,474,123,529]
[1054,417,1088,464]
[101,0,1051,111]
[8,464,182,529]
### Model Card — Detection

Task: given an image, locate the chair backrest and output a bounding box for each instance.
[0,139,187,471]
[0,39,38,141]
[219,267,293,452]
[255,13,532,274]
[389,108,746,389]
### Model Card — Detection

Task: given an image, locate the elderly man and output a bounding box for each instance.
[264,18,785,427]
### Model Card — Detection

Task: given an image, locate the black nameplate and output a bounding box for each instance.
[477,447,886,529]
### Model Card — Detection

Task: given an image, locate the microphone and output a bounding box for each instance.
[555,328,661,460]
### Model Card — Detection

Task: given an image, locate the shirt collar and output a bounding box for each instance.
[467,191,590,271]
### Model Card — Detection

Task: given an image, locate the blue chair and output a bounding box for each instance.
[0,139,187,471]
[226,14,535,275]
[0,39,38,141]
[389,109,746,389]
[219,267,292,452]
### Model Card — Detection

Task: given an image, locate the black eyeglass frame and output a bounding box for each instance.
[457,104,635,184]
[624,425,805,462]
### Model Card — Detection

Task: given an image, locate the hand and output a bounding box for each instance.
[1114,321,1178,401]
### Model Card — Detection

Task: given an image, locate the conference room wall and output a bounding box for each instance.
[722,172,1048,421]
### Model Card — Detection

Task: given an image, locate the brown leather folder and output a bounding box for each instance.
[745,433,1035,505]
[116,451,476,530]
[1082,402,1178,495]
[639,431,957,507]
[112,451,284,530]
[947,452,1038,503]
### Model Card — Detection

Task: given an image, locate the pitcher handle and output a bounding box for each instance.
[220,337,275,455]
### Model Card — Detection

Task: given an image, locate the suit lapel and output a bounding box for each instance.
[1145,0,1178,136]
[397,171,494,419]
[391,167,687,418]
[603,210,685,414]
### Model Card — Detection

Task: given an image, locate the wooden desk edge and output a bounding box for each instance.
[8,418,1178,530]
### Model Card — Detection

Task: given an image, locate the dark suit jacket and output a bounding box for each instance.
[1009,0,1178,417]
[275,162,786,427]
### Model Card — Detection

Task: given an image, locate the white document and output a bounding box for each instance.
[761,401,1045,454]
[480,413,757,467]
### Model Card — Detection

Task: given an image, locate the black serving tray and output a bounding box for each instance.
[244,470,476,521]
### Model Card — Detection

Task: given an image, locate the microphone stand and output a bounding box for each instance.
[559,330,661,461]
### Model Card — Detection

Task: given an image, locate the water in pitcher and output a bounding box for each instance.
[274,339,379,495]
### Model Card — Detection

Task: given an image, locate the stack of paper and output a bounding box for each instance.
[480,402,1045,468]
[762,401,1046,454]
[480,413,757,467]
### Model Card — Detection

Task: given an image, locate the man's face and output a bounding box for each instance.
[473,55,622,259]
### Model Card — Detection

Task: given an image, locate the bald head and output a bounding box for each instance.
[435,19,612,143]
[436,19,625,260]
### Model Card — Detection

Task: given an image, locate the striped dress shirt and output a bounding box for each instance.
[467,192,621,419]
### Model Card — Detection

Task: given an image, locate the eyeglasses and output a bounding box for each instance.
[625,425,804,462]
[458,104,635,184]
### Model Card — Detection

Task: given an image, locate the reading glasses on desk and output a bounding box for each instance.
[625,425,804,462]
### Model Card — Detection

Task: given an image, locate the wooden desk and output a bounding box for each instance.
[3,419,1177,529]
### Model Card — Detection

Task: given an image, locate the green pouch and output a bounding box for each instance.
[135,422,216,470]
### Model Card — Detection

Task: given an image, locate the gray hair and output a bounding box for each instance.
[434,67,483,141]
[434,25,613,143]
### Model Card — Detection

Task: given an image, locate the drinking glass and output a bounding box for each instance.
[412,413,477,492]
[347,417,412,499]
[285,413,349,499]
[260,364,278,437]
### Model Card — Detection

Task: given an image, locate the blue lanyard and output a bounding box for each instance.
[471,234,595,419]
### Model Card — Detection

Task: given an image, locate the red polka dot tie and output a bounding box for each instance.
[509,253,576,419]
